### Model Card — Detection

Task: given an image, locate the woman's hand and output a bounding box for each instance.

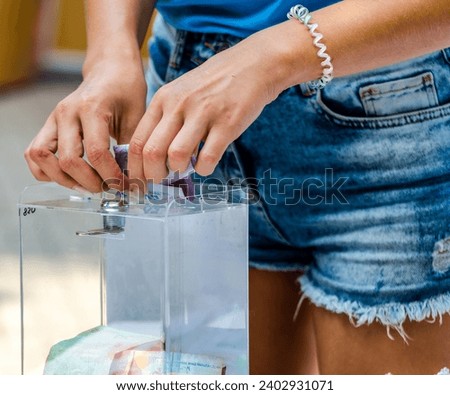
[25,58,147,192]
[25,0,154,193]
[127,29,290,184]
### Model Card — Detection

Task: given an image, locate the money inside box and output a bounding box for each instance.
[19,177,248,375]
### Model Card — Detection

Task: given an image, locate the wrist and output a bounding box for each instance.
[268,20,324,92]
[242,20,323,103]
[82,36,143,78]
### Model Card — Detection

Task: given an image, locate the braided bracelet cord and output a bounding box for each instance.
[287,5,334,89]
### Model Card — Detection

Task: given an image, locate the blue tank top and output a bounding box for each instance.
[156,0,339,38]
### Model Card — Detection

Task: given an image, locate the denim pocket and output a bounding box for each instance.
[314,77,450,130]
[313,49,450,129]
[359,72,439,117]
[315,91,450,129]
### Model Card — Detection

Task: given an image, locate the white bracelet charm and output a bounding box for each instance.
[287,4,334,89]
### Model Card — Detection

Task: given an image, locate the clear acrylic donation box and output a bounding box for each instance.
[19,183,248,375]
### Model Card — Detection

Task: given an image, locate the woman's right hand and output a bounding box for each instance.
[24,57,147,193]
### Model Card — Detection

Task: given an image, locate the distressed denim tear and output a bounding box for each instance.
[432,237,450,274]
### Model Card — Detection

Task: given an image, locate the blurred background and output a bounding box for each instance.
[0,0,153,374]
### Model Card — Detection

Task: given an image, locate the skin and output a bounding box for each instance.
[25,0,450,374]
[25,0,155,192]
[249,269,318,374]
[313,307,450,374]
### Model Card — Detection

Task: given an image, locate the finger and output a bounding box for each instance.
[80,113,128,192]
[142,115,184,183]
[27,114,78,188]
[195,128,230,176]
[56,111,105,192]
[167,120,206,173]
[117,100,147,145]
[24,152,51,181]
[25,138,52,181]
[128,103,163,189]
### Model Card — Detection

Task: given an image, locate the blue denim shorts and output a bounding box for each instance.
[146,14,450,333]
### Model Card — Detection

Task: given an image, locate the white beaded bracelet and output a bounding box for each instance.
[287,4,334,89]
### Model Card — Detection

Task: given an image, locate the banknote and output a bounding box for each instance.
[109,341,163,375]
[113,144,196,199]
[120,350,226,375]
[44,325,225,375]
[44,325,163,375]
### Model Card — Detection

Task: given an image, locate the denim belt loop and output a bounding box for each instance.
[165,30,188,82]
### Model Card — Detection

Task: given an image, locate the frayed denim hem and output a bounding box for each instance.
[437,367,450,375]
[297,274,450,342]
[249,261,306,272]
[386,367,449,375]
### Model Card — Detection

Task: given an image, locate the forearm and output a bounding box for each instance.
[83,0,155,75]
[266,0,450,92]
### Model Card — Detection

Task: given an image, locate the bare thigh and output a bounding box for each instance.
[249,268,318,374]
[312,306,450,374]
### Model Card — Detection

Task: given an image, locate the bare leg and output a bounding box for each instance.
[249,268,318,374]
[312,305,450,374]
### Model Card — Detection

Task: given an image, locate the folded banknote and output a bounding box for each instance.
[44,325,163,375]
[44,325,226,375]
[111,350,226,375]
